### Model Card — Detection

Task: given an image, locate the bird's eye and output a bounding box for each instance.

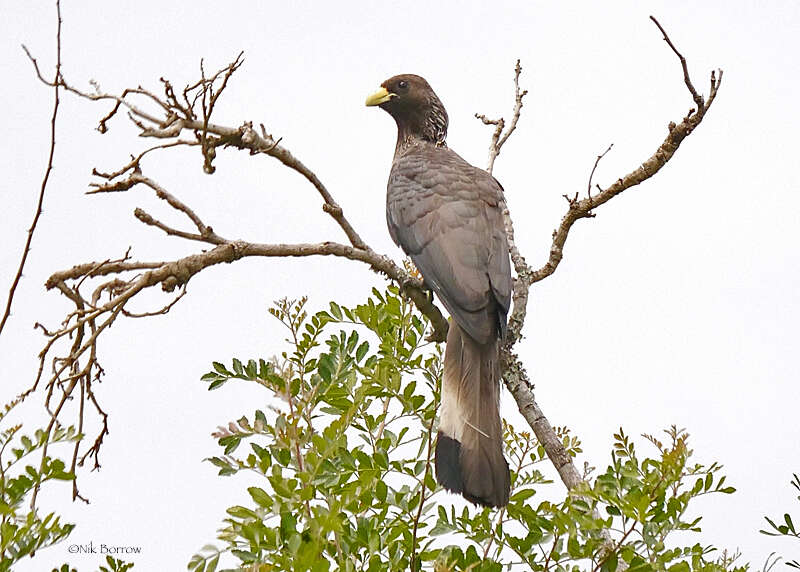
[398,80,408,89]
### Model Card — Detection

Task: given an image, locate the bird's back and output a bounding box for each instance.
[386,142,512,344]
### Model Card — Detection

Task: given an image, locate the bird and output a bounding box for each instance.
[366,74,512,507]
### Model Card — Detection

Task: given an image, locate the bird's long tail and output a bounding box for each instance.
[435,321,510,507]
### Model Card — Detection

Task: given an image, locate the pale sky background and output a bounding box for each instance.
[2,1,799,570]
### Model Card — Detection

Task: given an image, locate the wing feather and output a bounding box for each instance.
[387,147,511,344]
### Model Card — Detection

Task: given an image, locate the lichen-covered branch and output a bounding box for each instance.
[476,59,587,493]
[476,18,723,497]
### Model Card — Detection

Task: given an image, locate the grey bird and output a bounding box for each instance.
[366,74,512,507]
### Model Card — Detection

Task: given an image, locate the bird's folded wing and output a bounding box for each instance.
[387,152,511,343]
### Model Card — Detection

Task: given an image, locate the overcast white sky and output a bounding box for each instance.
[2,1,799,570]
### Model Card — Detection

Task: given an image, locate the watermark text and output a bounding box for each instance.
[68,541,142,555]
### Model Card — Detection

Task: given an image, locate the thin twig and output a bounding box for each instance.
[39,59,371,251]
[649,16,704,112]
[495,60,528,157]
[410,407,436,572]
[477,59,528,175]
[70,378,88,503]
[121,286,187,318]
[591,520,637,572]
[131,174,215,237]
[587,144,614,200]
[530,19,722,285]
[88,140,198,185]
[0,0,62,337]
[133,210,213,244]
[543,533,560,571]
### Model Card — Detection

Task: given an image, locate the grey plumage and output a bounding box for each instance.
[367,74,512,507]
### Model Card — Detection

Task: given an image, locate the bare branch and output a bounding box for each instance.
[37,56,370,251]
[122,286,187,318]
[478,16,722,518]
[477,59,528,174]
[650,16,704,112]
[587,143,614,199]
[132,174,216,238]
[47,259,164,286]
[473,61,591,497]
[472,60,592,510]
[496,61,528,158]
[20,53,440,342]
[531,21,722,284]
[193,53,245,174]
[1,0,62,337]
[133,209,211,244]
[475,113,505,174]
[29,224,447,486]
[88,140,198,185]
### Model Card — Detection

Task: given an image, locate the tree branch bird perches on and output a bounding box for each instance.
[367,75,512,507]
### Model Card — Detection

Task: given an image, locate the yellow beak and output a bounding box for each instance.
[365,86,395,107]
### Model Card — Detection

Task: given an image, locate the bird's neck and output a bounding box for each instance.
[393,105,448,153]
[395,126,447,155]
[395,132,447,156]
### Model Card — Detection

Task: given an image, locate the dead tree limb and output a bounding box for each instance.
[531,18,722,286]
[475,19,722,494]
[19,14,721,511]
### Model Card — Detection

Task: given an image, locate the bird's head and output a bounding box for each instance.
[366,74,448,146]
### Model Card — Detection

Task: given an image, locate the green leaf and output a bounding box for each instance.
[356,341,370,362]
[232,358,244,375]
[248,486,273,508]
[510,488,536,502]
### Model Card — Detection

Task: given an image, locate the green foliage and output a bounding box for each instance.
[193,288,747,571]
[194,289,441,571]
[761,474,800,569]
[430,425,744,572]
[98,555,136,571]
[0,397,80,570]
[49,556,136,572]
